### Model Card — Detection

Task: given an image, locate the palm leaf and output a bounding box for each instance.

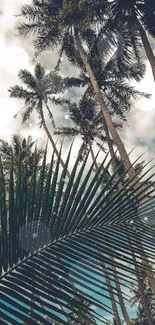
[18,70,36,90]
[0,145,155,324]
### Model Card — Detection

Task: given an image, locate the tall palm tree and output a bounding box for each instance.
[109,0,155,81]
[18,0,147,181]
[0,144,155,324]
[8,63,70,178]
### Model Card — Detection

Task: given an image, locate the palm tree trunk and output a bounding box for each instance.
[88,139,121,193]
[137,22,155,82]
[44,101,56,128]
[99,254,122,325]
[112,265,131,325]
[40,104,70,178]
[89,141,99,172]
[101,120,123,190]
[74,29,136,182]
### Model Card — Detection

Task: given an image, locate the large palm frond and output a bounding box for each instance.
[0,144,155,324]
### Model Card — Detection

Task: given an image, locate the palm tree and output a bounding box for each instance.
[0,134,44,180]
[8,63,70,178]
[18,0,147,181]
[54,96,113,158]
[109,0,155,81]
[0,143,155,324]
[59,44,148,181]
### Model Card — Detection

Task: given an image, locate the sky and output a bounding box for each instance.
[0,0,155,324]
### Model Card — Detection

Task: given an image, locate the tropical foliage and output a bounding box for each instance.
[0,144,155,324]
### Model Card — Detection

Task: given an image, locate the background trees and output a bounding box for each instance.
[18,0,148,180]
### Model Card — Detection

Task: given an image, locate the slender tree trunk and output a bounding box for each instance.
[104,269,122,325]
[89,139,121,194]
[112,265,131,325]
[74,29,136,181]
[44,101,56,128]
[137,22,155,82]
[98,251,122,325]
[101,120,123,190]
[40,104,70,178]
[89,141,99,172]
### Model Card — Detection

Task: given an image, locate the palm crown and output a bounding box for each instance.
[54,96,117,162]
[9,63,68,127]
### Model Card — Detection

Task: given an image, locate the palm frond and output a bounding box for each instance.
[18,70,36,90]
[54,127,79,137]
[34,63,45,80]
[0,145,155,324]
[8,86,33,100]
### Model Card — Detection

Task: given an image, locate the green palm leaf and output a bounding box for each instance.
[0,144,155,324]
